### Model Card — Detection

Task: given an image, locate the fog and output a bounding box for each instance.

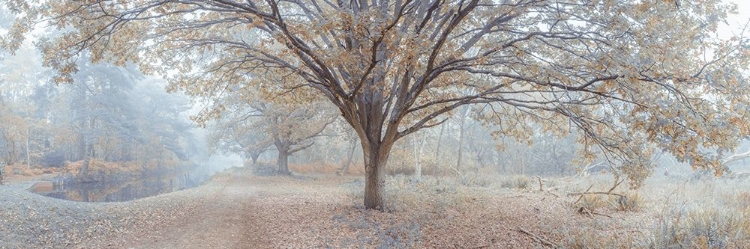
[0,1,749,248]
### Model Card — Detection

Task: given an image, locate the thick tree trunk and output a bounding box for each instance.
[364,154,388,210]
[275,140,292,175]
[79,143,93,179]
[341,77,399,210]
[251,154,259,166]
[277,148,290,175]
[362,139,394,210]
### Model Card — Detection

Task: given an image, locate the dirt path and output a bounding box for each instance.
[109,171,273,249]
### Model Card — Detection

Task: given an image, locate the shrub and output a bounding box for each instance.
[500,179,513,188]
[41,151,66,167]
[652,208,750,248]
[289,162,341,174]
[561,227,640,249]
[514,176,530,189]
[574,195,606,215]
[499,175,530,189]
[251,163,278,176]
[733,191,750,208]
[611,192,643,212]
[457,172,493,187]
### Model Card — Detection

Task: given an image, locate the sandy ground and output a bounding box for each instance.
[5,168,746,248]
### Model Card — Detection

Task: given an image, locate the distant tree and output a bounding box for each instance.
[338,125,361,175]
[0,42,52,168]
[211,89,337,174]
[5,0,749,210]
[497,130,578,176]
[266,102,337,174]
[0,99,27,166]
[455,105,473,174]
[41,58,195,173]
[208,115,272,166]
[130,79,196,161]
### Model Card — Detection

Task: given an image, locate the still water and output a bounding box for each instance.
[34,172,209,202]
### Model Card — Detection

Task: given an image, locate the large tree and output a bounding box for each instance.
[208,117,273,166]
[3,0,749,209]
[208,93,336,174]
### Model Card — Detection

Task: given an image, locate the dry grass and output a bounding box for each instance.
[290,162,366,175]
[3,163,64,177]
[2,159,178,182]
[556,173,750,248]
[64,159,143,175]
[652,207,750,248]
[613,192,644,212]
[642,175,750,248]
[498,175,531,189]
[339,172,721,248]
[248,161,367,175]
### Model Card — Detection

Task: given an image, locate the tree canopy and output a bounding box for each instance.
[3,0,748,209]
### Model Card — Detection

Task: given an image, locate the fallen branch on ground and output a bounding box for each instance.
[569,175,626,201]
[567,191,626,198]
[517,227,558,248]
[572,185,593,205]
[576,206,613,219]
[544,190,559,198]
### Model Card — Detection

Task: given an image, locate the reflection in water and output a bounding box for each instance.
[37,172,208,202]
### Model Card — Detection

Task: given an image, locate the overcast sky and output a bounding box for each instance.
[725,0,750,36]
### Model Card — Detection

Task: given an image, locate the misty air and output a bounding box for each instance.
[0,0,749,248]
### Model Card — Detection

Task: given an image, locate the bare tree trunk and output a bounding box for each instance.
[414,144,422,178]
[80,143,93,179]
[363,146,389,210]
[343,78,399,210]
[434,123,445,168]
[26,126,30,169]
[274,139,292,175]
[456,106,471,174]
[413,132,427,179]
[277,152,289,174]
[250,153,260,166]
[360,136,396,210]
[340,139,357,175]
[521,150,526,175]
[276,142,291,175]
[473,146,486,172]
